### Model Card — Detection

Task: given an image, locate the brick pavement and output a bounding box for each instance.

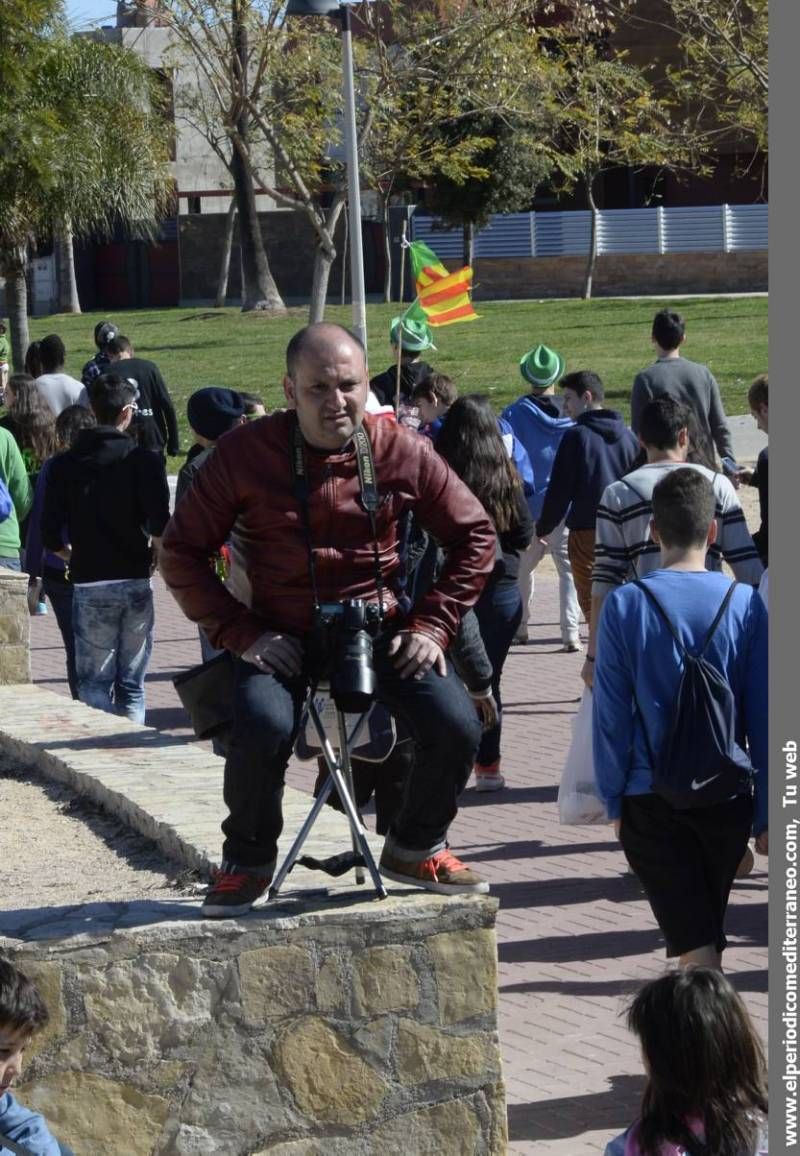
[28,572,768,1155]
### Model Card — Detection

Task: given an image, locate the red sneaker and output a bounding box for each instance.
[379,848,489,895]
[474,760,506,792]
[201,867,270,918]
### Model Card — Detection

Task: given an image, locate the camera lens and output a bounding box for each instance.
[329,600,377,713]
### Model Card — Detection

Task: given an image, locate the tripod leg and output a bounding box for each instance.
[269,775,334,899]
[337,711,365,885]
[304,701,387,900]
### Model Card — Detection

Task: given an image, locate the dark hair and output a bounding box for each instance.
[38,334,66,374]
[561,370,604,402]
[107,335,134,358]
[652,309,685,351]
[238,391,266,416]
[639,397,692,450]
[56,403,96,449]
[285,323,365,378]
[88,373,138,426]
[4,376,58,465]
[628,968,767,1156]
[24,342,44,378]
[652,468,716,549]
[0,959,49,1036]
[93,320,117,349]
[748,373,768,410]
[411,372,458,407]
[435,394,521,533]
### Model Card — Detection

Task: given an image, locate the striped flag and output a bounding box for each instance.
[406,240,478,328]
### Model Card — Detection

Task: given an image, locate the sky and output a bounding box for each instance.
[65,0,119,30]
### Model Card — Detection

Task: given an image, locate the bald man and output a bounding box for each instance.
[160,323,496,916]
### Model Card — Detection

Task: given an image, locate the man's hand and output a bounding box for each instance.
[241,630,304,678]
[581,658,594,689]
[388,631,446,680]
[470,691,498,731]
[755,829,768,855]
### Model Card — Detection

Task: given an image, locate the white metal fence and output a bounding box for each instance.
[411,204,768,259]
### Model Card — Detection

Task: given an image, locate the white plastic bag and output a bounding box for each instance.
[558,688,608,825]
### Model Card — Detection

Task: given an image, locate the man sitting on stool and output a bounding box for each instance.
[160,323,496,917]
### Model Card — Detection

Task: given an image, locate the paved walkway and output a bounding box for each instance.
[28,570,768,1155]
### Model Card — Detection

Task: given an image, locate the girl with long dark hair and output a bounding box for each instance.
[436,394,533,791]
[606,968,768,1155]
[0,374,58,478]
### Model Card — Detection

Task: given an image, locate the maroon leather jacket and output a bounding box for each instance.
[159,411,496,655]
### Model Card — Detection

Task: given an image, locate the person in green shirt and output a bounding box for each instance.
[0,425,33,569]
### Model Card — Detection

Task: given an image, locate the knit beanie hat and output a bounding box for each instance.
[187,387,246,441]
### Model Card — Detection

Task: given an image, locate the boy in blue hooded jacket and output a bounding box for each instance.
[501,344,581,649]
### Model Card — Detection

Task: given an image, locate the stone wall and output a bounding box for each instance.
[6,896,505,1155]
[471,250,768,299]
[0,566,30,684]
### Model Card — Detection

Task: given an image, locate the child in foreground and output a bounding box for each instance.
[0,959,73,1155]
[605,967,768,1155]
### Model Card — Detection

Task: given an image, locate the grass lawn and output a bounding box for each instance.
[26,296,767,456]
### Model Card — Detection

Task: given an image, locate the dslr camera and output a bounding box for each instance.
[309,600,382,713]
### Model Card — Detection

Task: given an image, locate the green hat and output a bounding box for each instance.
[519,344,565,388]
[390,315,436,353]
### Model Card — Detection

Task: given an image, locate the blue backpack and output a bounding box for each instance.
[634,578,753,809]
[0,477,12,523]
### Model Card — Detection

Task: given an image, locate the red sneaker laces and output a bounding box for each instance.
[420,848,466,879]
[211,869,263,893]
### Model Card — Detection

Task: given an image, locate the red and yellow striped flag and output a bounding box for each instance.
[407,240,478,328]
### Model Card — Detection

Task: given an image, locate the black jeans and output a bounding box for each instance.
[222,632,481,869]
[474,577,523,766]
[42,567,78,699]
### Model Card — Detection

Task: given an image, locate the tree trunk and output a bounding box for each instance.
[230,143,285,314]
[56,220,81,314]
[307,195,346,324]
[583,176,599,300]
[3,253,30,371]
[463,221,475,268]
[231,1,286,315]
[381,194,392,303]
[309,248,334,324]
[215,199,237,309]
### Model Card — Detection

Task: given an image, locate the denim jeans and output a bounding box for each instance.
[221,630,481,869]
[72,579,154,725]
[42,569,78,698]
[0,555,21,571]
[474,578,523,767]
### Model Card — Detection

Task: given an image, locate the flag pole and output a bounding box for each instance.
[394,220,409,416]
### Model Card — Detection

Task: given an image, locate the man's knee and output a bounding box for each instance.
[230,671,300,755]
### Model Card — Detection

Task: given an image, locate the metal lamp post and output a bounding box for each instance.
[285,0,368,347]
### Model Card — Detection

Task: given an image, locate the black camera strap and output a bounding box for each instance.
[290,418,385,621]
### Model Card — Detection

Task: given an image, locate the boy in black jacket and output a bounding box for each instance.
[537,371,639,627]
[107,335,180,458]
[42,374,171,724]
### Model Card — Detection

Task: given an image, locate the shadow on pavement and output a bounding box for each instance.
[466,838,620,863]
[507,1073,646,1142]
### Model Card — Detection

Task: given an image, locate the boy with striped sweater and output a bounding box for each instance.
[583,397,762,688]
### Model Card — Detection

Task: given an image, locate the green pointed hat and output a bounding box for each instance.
[519,344,565,388]
[390,315,436,353]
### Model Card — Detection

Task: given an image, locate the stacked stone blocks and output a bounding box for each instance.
[0,567,30,684]
[9,899,506,1154]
